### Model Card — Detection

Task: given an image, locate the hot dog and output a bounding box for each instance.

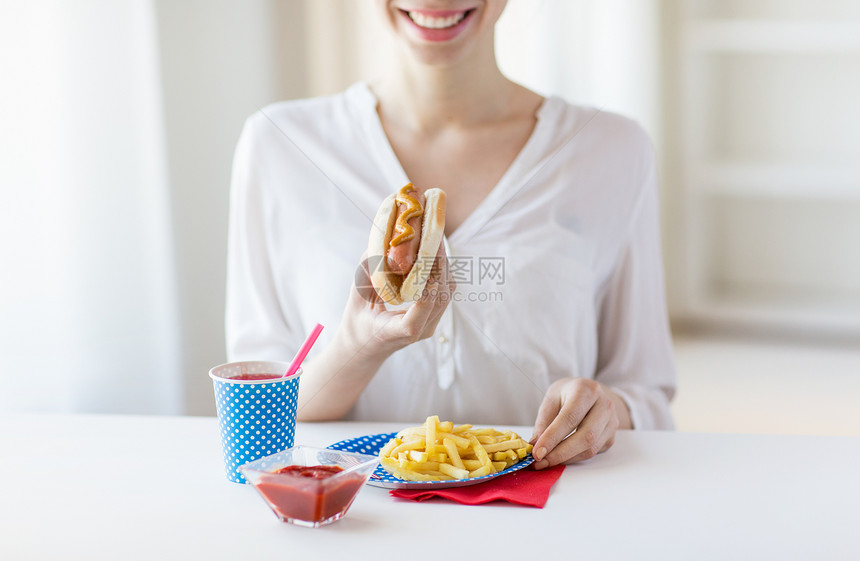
[367,183,446,305]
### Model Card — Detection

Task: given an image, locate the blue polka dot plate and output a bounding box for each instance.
[327,432,534,490]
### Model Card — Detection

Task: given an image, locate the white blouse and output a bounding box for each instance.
[226,83,677,429]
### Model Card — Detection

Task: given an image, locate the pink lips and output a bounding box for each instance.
[400,9,475,42]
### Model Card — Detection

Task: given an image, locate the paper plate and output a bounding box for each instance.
[328,432,534,490]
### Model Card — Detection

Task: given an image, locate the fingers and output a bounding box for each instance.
[535,399,612,468]
[530,383,562,447]
[412,242,454,314]
[397,277,451,340]
[429,240,455,294]
[532,380,597,457]
[381,244,454,344]
[347,242,455,355]
[396,285,440,338]
[351,250,385,307]
[531,379,619,469]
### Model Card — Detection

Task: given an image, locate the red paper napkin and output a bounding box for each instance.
[388,464,565,508]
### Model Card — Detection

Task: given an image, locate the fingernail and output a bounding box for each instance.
[535,446,547,461]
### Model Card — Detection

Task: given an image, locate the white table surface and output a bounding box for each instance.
[1,414,858,561]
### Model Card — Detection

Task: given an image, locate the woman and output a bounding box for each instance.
[226,0,676,469]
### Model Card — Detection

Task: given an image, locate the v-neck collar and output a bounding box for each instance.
[349,82,562,246]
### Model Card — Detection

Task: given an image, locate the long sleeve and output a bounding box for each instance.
[594,156,677,430]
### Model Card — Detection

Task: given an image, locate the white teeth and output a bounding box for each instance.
[407,11,467,29]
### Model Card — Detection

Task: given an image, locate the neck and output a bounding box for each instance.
[372,41,519,132]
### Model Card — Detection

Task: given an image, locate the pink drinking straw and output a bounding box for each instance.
[284,323,324,377]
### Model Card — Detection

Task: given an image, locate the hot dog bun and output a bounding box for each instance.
[368,187,446,305]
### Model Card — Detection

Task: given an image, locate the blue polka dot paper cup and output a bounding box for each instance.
[209,361,302,484]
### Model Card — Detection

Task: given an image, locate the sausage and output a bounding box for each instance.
[386,186,426,276]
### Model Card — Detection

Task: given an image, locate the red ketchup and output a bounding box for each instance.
[230,373,282,381]
[253,465,366,524]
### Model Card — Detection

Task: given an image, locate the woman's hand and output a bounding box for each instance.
[529,378,632,469]
[297,245,454,421]
[344,244,455,360]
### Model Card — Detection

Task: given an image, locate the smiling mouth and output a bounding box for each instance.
[404,9,474,29]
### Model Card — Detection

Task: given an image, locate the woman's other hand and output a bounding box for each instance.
[529,378,632,468]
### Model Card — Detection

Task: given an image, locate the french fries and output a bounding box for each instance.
[379,416,533,481]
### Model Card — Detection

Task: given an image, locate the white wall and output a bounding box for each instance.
[0,1,181,413]
[497,0,661,143]
[154,0,296,415]
[661,0,860,333]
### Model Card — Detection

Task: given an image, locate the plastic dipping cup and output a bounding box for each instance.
[209,361,302,483]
